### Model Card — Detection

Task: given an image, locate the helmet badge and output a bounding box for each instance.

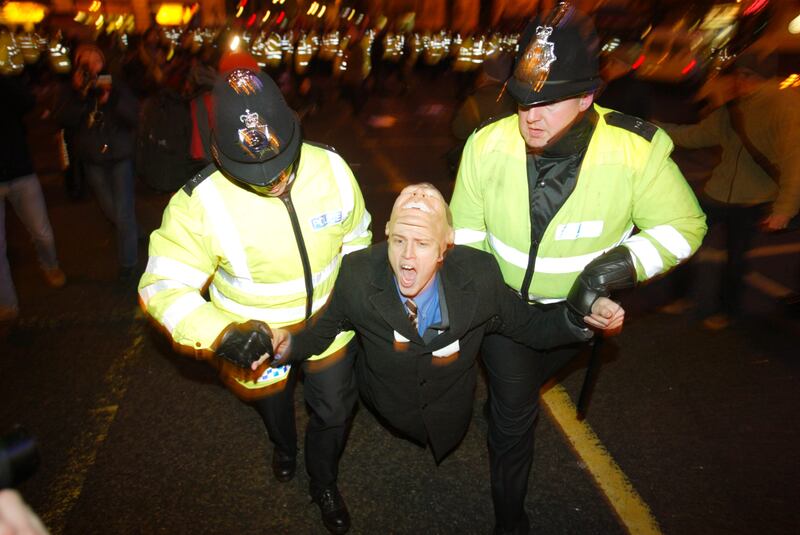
[515,25,557,93]
[238,109,281,158]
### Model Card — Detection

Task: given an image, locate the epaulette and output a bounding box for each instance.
[604,111,657,142]
[304,140,338,153]
[182,164,217,196]
[476,112,514,133]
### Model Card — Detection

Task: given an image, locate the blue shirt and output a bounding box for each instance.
[395,274,442,337]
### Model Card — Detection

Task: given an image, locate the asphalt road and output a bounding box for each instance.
[2,69,798,535]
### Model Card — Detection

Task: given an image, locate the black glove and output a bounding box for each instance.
[566,246,637,318]
[214,320,274,368]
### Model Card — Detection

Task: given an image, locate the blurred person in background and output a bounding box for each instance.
[449,52,516,174]
[596,53,652,120]
[138,68,371,534]
[1,72,66,322]
[658,51,800,329]
[450,5,707,533]
[54,43,140,281]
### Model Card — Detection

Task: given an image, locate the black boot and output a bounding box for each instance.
[311,486,350,534]
[271,448,296,483]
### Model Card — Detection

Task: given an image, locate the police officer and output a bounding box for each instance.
[138,68,371,534]
[450,4,707,533]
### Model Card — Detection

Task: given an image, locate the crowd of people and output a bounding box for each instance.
[1,2,798,534]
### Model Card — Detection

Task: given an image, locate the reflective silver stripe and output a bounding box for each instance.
[526,295,566,304]
[342,244,368,255]
[643,225,692,262]
[139,279,192,307]
[215,255,339,297]
[454,228,486,245]
[489,225,636,274]
[488,233,529,269]
[343,212,372,244]
[624,235,664,278]
[210,284,331,323]
[145,256,210,288]
[327,151,354,217]
[195,179,251,279]
[162,293,207,333]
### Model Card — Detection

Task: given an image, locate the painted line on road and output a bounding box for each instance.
[41,311,146,534]
[542,385,663,535]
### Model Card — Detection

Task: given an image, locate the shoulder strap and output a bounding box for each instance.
[727,101,780,180]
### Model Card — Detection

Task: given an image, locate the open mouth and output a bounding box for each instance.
[399,263,416,288]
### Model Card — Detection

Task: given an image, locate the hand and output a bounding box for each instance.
[761,213,791,232]
[584,297,625,335]
[250,328,292,370]
[0,489,50,535]
[214,320,273,368]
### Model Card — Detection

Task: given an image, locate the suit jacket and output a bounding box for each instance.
[292,242,590,461]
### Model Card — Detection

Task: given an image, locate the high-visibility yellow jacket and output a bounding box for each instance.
[451,105,707,302]
[138,142,372,389]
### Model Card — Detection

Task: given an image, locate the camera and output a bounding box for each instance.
[0,426,40,488]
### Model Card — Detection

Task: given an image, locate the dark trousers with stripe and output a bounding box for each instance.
[482,333,583,533]
[252,341,358,494]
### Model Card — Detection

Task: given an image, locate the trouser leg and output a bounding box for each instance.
[109,160,138,269]
[251,370,298,457]
[7,174,58,269]
[302,342,358,494]
[0,187,17,308]
[721,204,763,316]
[482,334,580,532]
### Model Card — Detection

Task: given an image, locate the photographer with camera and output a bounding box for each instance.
[54,43,141,281]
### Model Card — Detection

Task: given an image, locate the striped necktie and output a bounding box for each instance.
[405,299,418,331]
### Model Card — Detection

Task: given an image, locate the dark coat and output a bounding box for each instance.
[0,75,36,182]
[291,243,590,461]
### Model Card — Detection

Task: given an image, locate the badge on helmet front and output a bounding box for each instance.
[238,109,281,158]
[514,25,557,93]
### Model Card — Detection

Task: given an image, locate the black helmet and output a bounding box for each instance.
[210,68,302,187]
[506,3,601,106]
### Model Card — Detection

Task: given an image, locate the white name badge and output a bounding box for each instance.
[554,221,604,241]
[432,339,460,358]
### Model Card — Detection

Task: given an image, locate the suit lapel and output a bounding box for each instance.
[429,251,477,347]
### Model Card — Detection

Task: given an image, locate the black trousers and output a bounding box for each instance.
[482,333,583,532]
[252,341,358,493]
[671,198,766,316]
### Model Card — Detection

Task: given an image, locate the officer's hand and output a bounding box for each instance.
[215,320,273,368]
[584,297,625,335]
[0,489,50,535]
[250,328,292,370]
[761,213,791,232]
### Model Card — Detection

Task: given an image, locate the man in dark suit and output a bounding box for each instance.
[250,183,623,531]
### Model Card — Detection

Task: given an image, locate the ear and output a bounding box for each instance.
[385,222,390,237]
[578,93,594,112]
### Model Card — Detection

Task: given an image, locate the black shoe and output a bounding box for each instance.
[271,449,296,483]
[311,486,350,534]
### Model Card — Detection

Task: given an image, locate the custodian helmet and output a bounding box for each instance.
[210,68,301,187]
[506,3,601,106]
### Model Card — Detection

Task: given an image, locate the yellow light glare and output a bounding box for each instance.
[95,14,104,28]
[0,2,48,25]
[779,74,799,89]
[74,11,86,22]
[347,10,354,21]
[318,5,326,18]
[155,4,185,26]
[262,10,270,22]
[230,34,241,51]
[235,5,243,17]
[789,14,800,34]
[307,2,318,16]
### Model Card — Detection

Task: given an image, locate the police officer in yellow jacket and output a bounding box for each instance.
[450,5,707,534]
[138,68,371,534]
